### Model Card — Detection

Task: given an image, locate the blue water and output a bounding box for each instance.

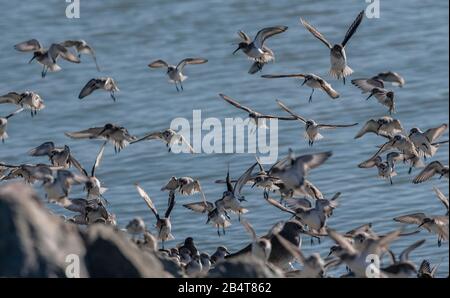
[0,0,448,277]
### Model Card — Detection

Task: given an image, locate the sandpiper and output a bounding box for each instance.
[219,162,258,220]
[14,39,80,77]
[78,141,109,201]
[365,88,396,114]
[413,161,449,183]
[0,163,61,184]
[265,194,329,235]
[60,40,101,71]
[161,176,205,200]
[131,128,194,153]
[135,183,176,249]
[65,123,136,153]
[327,227,401,277]
[148,58,208,91]
[408,124,448,158]
[269,151,332,194]
[300,11,364,84]
[0,91,45,116]
[38,169,88,202]
[184,254,203,277]
[0,108,24,143]
[199,253,211,276]
[126,217,146,240]
[183,197,231,236]
[354,117,404,139]
[277,99,358,146]
[78,77,119,101]
[382,239,425,278]
[241,219,272,262]
[352,71,405,93]
[219,94,296,130]
[233,26,288,74]
[262,73,339,102]
[358,152,405,185]
[28,142,87,176]
[178,237,199,257]
[210,246,230,264]
[275,233,339,277]
[394,213,448,247]
[417,259,440,278]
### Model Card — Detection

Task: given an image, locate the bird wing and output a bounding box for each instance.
[0,92,22,104]
[261,74,306,79]
[176,58,208,71]
[351,78,384,94]
[358,156,382,168]
[276,99,307,123]
[183,201,214,213]
[49,44,80,63]
[433,186,449,212]
[318,78,340,99]
[317,123,358,129]
[135,183,159,219]
[253,26,288,49]
[130,131,163,144]
[393,213,427,226]
[399,239,425,262]
[274,233,307,265]
[234,162,257,197]
[65,127,106,139]
[344,223,373,237]
[264,195,296,216]
[241,219,258,241]
[354,120,379,139]
[219,93,254,113]
[69,154,88,177]
[300,18,332,49]
[148,59,169,68]
[60,40,82,48]
[294,151,333,174]
[237,31,252,43]
[327,228,357,255]
[78,79,99,99]
[165,191,176,218]
[341,10,364,47]
[424,124,448,143]
[176,133,195,153]
[14,39,42,52]
[28,141,55,157]
[413,161,443,184]
[91,141,107,177]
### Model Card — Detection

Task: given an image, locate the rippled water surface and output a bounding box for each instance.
[0,0,448,276]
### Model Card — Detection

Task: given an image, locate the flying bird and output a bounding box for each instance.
[148,58,208,92]
[261,73,339,102]
[300,11,364,84]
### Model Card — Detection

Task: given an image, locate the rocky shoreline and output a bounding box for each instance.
[0,182,281,278]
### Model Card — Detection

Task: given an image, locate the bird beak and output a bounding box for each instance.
[251,181,257,188]
[205,218,210,224]
[366,93,373,100]
[28,55,36,64]
[418,222,425,228]
[233,45,242,55]
[301,79,307,86]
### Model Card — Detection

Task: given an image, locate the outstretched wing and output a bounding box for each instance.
[351,78,384,94]
[14,39,42,52]
[49,44,80,63]
[276,99,307,123]
[300,18,332,49]
[91,141,107,177]
[135,183,159,219]
[148,59,169,68]
[413,161,443,184]
[341,10,364,47]
[28,141,55,157]
[219,93,254,114]
[261,74,306,79]
[79,79,99,99]
[253,26,288,49]
[176,58,208,71]
[424,124,448,143]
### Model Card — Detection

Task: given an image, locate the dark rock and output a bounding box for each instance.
[0,183,88,277]
[208,256,284,278]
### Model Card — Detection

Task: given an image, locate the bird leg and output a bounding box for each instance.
[308,89,315,103]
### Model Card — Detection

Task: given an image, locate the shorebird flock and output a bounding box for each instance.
[0,9,448,278]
